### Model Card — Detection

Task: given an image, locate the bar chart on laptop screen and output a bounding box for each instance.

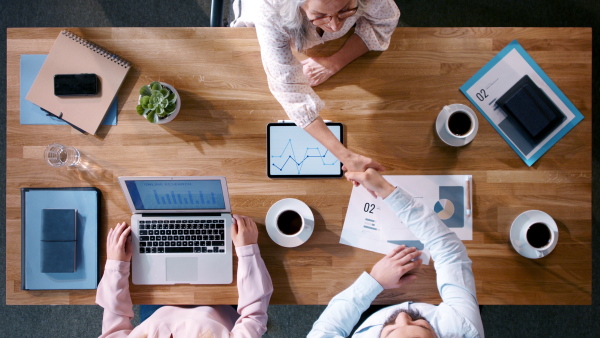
[133,180,226,210]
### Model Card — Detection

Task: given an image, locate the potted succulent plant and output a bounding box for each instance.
[136,81,180,124]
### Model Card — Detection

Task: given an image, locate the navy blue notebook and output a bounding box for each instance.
[42,209,77,241]
[41,241,76,273]
[40,209,77,273]
[496,75,565,142]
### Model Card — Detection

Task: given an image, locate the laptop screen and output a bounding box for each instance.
[122,178,228,212]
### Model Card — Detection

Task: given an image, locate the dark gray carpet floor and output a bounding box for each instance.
[1,0,599,337]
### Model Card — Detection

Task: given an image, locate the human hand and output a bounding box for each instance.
[301,56,339,87]
[231,214,258,247]
[341,152,385,173]
[369,245,422,290]
[344,168,395,199]
[106,222,132,262]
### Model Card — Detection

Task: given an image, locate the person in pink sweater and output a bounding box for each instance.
[96,215,273,337]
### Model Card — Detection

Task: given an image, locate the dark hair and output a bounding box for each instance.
[380,308,433,337]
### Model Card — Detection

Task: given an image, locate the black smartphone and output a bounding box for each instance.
[54,73,99,96]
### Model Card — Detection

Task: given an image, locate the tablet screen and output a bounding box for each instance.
[267,123,343,178]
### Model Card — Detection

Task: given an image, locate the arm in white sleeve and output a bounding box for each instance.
[308,272,384,338]
[354,0,400,51]
[231,244,274,338]
[95,260,134,338]
[255,11,324,128]
[383,187,484,336]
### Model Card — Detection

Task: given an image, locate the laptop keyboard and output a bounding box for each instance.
[138,219,226,254]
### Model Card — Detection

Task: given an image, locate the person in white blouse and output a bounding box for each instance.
[231,0,400,172]
[308,169,485,338]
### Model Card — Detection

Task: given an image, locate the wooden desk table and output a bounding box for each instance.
[6,27,591,305]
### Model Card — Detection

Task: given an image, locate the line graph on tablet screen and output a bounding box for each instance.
[269,124,341,176]
[271,139,338,174]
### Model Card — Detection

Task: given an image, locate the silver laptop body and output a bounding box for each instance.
[118,176,233,285]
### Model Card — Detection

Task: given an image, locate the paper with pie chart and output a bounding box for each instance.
[340,175,473,264]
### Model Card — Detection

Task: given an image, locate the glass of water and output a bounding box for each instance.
[44,143,81,167]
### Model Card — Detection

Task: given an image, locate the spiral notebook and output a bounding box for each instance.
[26,30,131,135]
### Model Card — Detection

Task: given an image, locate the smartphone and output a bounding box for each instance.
[54,73,99,96]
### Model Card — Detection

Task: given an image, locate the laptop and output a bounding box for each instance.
[118,176,233,285]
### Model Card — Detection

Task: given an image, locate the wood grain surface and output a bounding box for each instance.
[6,27,592,305]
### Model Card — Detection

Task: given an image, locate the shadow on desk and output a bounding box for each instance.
[259,206,345,304]
[159,89,233,154]
[95,67,142,140]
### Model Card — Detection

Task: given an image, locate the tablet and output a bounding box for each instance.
[267,122,344,178]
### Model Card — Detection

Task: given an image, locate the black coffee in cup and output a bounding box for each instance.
[526,222,551,248]
[277,210,303,235]
[448,111,473,136]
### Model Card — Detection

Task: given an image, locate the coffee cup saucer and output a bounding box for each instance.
[510,210,558,259]
[436,104,478,147]
[266,198,314,248]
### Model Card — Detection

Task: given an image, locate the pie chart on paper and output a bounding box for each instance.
[434,199,455,220]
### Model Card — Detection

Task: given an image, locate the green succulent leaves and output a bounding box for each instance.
[139,85,152,97]
[136,81,178,123]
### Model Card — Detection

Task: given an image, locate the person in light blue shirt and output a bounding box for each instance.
[308,169,484,338]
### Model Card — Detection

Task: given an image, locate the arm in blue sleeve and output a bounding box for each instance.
[383,187,484,336]
[308,272,384,338]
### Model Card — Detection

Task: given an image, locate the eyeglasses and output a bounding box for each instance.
[310,6,358,25]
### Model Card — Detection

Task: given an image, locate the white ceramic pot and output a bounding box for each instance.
[138,82,181,124]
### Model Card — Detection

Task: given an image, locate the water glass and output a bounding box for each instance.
[44,143,81,167]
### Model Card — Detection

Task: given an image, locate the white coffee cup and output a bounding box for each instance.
[446,110,475,138]
[436,104,479,146]
[275,209,304,237]
[266,198,314,248]
[510,210,558,259]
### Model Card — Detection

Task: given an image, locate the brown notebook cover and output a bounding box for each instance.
[26,30,130,135]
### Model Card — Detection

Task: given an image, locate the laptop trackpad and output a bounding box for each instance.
[166,257,198,282]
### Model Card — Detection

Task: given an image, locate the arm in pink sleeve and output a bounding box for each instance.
[231,244,274,338]
[95,260,134,338]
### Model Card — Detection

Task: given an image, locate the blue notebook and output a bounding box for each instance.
[20,54,117,126]
[21,187,100,290]
[41,209,77,273]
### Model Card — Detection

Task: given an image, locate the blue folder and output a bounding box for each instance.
[460,40,584,166]
[21,187,100,290]
[20,54,117,126]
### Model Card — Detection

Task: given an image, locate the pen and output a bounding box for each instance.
[466,175,472,217]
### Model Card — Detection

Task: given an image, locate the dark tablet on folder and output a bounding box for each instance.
[267,122,343,178]
[496,75,565,142]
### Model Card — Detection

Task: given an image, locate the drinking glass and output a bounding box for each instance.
[44,143,81,167]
